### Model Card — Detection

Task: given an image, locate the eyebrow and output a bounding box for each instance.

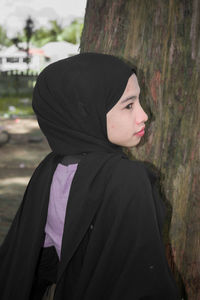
[120,95,137,104]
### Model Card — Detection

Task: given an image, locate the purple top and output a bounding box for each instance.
[43,163,78,259]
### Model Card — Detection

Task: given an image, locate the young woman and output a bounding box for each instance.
[0,53,180,299]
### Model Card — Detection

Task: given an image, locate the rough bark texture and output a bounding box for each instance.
[80,1,200,299]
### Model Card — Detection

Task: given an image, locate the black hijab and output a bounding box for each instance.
[32,52,133,155]
[0,53,180,299]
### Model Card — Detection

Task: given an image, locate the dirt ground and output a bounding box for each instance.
[0,116,50,244]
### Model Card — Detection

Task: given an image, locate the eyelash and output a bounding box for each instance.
[125,103,133,110]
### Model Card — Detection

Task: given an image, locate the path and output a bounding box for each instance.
[0,116,50,244]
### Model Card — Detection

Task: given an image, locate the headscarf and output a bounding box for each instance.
[32,52,133,155]
[0,53,180,300]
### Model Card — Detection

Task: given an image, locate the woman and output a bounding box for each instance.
[0,53,180,299]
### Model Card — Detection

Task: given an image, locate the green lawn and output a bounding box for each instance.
[0,96,34,117]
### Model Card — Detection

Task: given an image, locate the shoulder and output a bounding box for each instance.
[103,159,160,216]
[107,159,152,196]
[112,159,150,184]
[108,158,159,196]
[106,158,165,225]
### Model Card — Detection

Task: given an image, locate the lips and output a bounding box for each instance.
[136,127,145,134]
[135,127,145,136]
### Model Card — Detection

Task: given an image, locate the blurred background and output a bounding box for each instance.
[1,1,200,298]
[0,0,86,244]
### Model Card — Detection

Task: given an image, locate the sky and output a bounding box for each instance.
[0,0,87,38]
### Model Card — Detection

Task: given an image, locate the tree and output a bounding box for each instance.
[80,1,200,299]
[61,19,83,44]
[31,19,83,47]
[12,16,34,71]
[30,26,52,47]
[24,16,34,71]
[0,25,12,47]
[31,20,63,46]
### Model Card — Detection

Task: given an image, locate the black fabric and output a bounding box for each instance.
[30,246,58,300]
[61,153,85,166]
[32,52,133,155]
[0,53,180,299]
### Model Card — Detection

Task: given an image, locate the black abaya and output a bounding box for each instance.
[0,53,180,299]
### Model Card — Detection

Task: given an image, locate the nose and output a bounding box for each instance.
[135,103,148,125]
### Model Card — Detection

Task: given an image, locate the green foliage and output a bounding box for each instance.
[61,19,84,44]
[12,17,34,50]
[31,19,83,47]
[0,96,33,117]
[31,27,53,47]
[0,25,12,47]
[0,18,83,49]
[31,18,83,47]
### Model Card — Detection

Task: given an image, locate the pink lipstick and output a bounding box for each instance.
[135,127,145,137]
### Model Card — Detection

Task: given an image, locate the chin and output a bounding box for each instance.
[121,142,138,148]
[113,138,140,148]
[127,140,140,148]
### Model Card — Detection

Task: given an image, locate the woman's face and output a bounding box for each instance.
[106,74,148,148]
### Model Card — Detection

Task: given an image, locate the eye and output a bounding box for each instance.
[125,103,133,110]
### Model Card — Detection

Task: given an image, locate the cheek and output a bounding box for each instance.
[111,117,130,136]
[107,110,134,136]
[110,117,123,131]
[107,114,121,137]
[108,121,118,135]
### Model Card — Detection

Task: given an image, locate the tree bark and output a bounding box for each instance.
[80,0,200,299]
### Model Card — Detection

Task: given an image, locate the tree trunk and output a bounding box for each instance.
[80,0,200,299]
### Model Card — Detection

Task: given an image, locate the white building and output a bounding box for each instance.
[41,41,79,64]
[0,41,80,72]
[0,44,46,72]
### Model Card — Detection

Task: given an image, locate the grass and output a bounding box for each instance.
[0,96,34,117]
